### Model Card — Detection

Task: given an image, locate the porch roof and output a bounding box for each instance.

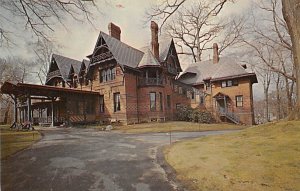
[0,81,100,97]
[213,92,229,99]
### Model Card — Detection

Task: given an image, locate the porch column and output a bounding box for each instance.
[224,97,227,112]
[156,70,159,85]
[51,98,54,127]
[13,95,17,124]
[27,96,31,122]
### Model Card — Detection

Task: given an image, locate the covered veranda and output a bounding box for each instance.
[0,81,99,128]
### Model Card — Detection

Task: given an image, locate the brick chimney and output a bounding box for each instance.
[213,43,219,64]
[151,21,159,60]
[108,22,121,40]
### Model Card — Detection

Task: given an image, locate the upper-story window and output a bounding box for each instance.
[205,82,211,91]
[236,95,243,107]
[100,67,116,83]
[221,79,238,88]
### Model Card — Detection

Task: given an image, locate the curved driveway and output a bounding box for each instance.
[1,128,235,191]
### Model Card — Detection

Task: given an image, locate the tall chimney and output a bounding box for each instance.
[108,22,121,41]
[213,43,219,64]
[151,21,159,60]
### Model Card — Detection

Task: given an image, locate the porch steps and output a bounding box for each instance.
[219,111,240,124]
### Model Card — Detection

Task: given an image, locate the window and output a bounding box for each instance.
[236,95,243,107]
[112,68,116,80]
[159,92,163,111]
[205,82,211,91]
[222,80,238,88]
[114,93,121,112]
[176,103,181,110]
[167,95,171,109]
[100,67,116,83]
[101,70,106,83]
[221,81,227,88]
[227,80,233,87]
[200,95,204,105]
[99,95,104,113]
[150,92,156,111]
[107,69,112,81]
[233,79,238,86]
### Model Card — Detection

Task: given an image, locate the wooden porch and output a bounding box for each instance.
[0,81,100,128]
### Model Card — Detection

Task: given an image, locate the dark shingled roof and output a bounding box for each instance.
[52,54,82,80]
[100,32,144,68]
[179,57,257,84]
[159,38,172,62]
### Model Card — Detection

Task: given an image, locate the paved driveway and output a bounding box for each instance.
[1,128,235,191]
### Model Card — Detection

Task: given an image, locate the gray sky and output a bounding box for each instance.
[1,0,252,61]
[0,0,264,99]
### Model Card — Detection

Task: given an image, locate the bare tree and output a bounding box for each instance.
[282,0,300,119]
[0,57,34,124]
[241,0,296,117]
[147,0,232,30]
[28,39,60,84]
[164,2,244,62]
[0,0,98,46]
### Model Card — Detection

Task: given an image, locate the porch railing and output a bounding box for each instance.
[33,116,65,124]
[139,77,163,86]
[218,108,240,124]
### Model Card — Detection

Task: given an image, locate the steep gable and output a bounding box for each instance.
[90,32,144,69]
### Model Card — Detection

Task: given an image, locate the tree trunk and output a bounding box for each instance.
[276,75,281,120]
[282,0,300,119]
[264,88,270,122]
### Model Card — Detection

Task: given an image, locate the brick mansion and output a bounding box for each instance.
[1,22,257,126]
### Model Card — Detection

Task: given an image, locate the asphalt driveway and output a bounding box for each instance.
[1,128,235,191]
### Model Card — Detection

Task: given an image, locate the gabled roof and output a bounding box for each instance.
[82,59,90,68]
[72,62,81,75]
[91,32,176,69]
[179,57,257,85]
[159,38,172,62]
[52,54,81,80]
[99,32,144,68]
[138,47,160,68]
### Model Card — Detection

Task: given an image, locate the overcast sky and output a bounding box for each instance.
[1,0,264,99]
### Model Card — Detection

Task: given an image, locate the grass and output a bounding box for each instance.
[0,125,41,160]
[113,121,246,134]
[164,121,300,191]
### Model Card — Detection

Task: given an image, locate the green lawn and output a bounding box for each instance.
[164,121,300,191]
[0,125,41,160]
[114,121,246,134]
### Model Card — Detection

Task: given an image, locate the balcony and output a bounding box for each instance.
[139,77,163,87]
[46,70,61,80]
